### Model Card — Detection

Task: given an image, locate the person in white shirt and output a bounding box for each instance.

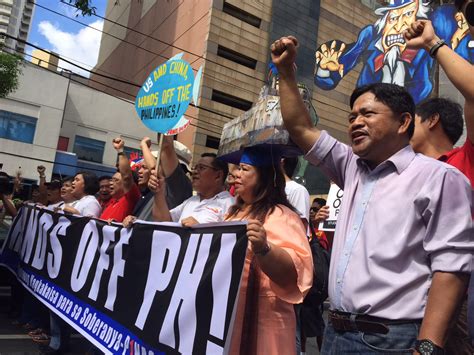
[149,153,234,226]
[63,171,101,218]
[60,177,76,205]
[282,157,310,225]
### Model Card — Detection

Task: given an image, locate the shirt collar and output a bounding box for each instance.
[357,145,415,175]
[199,190,230,201]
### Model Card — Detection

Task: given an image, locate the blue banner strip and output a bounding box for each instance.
[0,253,164,355]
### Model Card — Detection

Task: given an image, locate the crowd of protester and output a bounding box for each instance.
[0,2,474,354]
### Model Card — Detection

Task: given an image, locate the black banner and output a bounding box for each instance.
[0,205,248,354]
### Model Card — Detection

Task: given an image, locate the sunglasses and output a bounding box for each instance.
[466,2,474,26]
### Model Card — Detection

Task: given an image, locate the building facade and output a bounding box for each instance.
[92,0,461,195]
[0,63,162,183]
[31,49,59,71]
[0,0,33,54]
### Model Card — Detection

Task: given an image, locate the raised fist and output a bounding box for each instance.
[404,20,438,51]
[37,165,46,176]
[270,36,299,74]
[148,170,166,195]
[113,138,125,151]
[140,137,152,148]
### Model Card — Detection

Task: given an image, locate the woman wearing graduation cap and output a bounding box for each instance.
[225,145,313,354]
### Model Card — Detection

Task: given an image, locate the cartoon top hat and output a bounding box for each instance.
[375,0,416,15]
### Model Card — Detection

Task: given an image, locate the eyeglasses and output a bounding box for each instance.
[192,164,217,172]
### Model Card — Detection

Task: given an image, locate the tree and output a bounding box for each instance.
[65,0,142,16]
[65,0,97,16]
[0,49,23,98]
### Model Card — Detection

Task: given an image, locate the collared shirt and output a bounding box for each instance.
[136,165,193,221]
[305,131,473,319]
[170,191,235,224]
[71,195,101,218]
[99,197,112,211]
[100,184,141,222]
[439,137,474,188]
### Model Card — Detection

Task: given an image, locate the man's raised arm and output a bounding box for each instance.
[405,20,474,142]
[113,138,134,193]
[271,36,321,153]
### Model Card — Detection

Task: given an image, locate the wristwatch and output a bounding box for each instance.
[414,339,444,355]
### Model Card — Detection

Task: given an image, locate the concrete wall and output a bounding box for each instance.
[0,64,68,180]
[92,0,212,163]
[62,80,160,168]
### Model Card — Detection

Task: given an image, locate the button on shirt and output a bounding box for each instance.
[170,191,235,224]
[305,131,473,319]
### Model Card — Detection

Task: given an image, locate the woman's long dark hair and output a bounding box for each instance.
[226,161,296,222]
[229,161,297,354]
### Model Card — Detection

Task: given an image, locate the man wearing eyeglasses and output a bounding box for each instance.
[149,153,234,227]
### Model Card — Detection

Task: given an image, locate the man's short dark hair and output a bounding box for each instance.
[282,156,299,178]
[62,176,74,184]
[416,97,464,145]
[350,83,416,139]
[455,0,466,10]
[313,198,326,207]
[99,175,111,182]
[46,180,62,190]
[202,153,228,184]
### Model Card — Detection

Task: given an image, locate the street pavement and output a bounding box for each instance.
[0,284,90,355]
[0,282,322,354]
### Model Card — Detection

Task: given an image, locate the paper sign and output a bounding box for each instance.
[319,184,343,232]
[135,56,195,133]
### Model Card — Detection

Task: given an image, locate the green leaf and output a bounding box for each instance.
[0,49,23,98]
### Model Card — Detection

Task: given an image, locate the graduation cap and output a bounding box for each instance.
[218,144,296,166]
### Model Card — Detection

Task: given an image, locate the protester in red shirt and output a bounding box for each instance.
[411,97,473,187]
[100,138,140,222]
[97,175,112,209]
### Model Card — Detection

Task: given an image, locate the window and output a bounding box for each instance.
[223,2,261,28]
[217,45,257,69]
[73,136,105,163]
[212,90,253,111]
[205,135,220,149]
[361,0,383,10]
[57,136,69,151]
[0,110,37,143]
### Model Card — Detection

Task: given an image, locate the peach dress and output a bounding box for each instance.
[228,205,313,355]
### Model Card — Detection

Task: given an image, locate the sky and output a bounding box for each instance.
[27,0,108,77]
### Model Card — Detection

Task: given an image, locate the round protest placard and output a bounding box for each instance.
[135,56,195,133]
